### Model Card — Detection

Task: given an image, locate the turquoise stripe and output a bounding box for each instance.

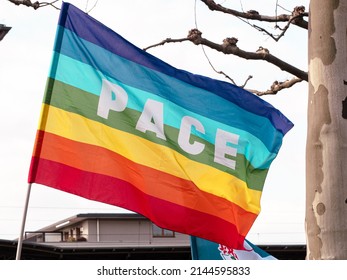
[51,54,277,168]
[56,27,285,154]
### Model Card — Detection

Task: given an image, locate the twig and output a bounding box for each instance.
[253,12,307,42]
[248,77,304,96]
[86,0,99,14]
[143,38,189,51]
[241,75,253,88]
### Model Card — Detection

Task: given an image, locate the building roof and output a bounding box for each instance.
[0,239,306,260]
[24,212,146,240]
[0,239,191,260]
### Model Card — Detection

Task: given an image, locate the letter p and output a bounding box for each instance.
[97,79,128,119]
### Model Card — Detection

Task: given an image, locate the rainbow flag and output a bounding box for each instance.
[28,2,293,249]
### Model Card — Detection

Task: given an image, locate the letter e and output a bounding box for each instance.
[214,129,239,170]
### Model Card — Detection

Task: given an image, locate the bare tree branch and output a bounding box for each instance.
[248,77,304,96]
[146,29,308,82]
[200,0,308,28]
[188,29,308,81]
[143,38,190,51]
[253,7,307,42]
[7,0,60,10]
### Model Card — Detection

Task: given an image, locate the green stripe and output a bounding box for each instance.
[45,78,268,191]
[52,53,277,169]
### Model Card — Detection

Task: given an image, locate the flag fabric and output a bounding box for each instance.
[190,236,277,260]
[28,2,293,249]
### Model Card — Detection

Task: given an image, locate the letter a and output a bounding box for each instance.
[135,99,166,140]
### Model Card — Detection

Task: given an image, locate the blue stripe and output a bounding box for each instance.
[52,54,278,168]
[59,2,293,136]
[55,26,285,154]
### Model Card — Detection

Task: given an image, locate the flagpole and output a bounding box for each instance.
[16,183,32,260]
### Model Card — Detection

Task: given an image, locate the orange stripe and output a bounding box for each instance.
[35,131,257,236]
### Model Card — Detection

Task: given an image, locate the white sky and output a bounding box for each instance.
[0,0,309,244]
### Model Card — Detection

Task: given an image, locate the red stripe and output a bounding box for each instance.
[29,157,246,249]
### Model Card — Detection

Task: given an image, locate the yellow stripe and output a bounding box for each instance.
[39,104,261,214]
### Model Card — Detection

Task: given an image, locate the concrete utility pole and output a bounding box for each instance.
[306,0,347,259]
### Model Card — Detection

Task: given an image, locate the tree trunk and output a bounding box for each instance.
[306,0,347,259]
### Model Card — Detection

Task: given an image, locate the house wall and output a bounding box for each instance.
[87,218,189,246]
[25,215,190,247]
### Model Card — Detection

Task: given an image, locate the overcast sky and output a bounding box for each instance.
[0,0,309,244]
